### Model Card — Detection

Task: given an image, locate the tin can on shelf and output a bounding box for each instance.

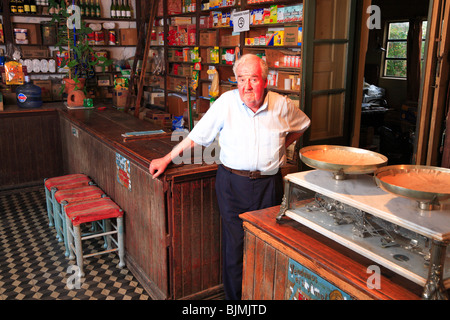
[108,30,116,46]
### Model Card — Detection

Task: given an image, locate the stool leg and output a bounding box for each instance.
[105,219,112,250]
[73,225,85,278]
[61,202,70,257]
[65,216,75,260]
[51,188,63,242]
[44,185,54,227]
[117,216,125,269]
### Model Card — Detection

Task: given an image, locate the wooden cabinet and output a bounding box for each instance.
[58,107,223,299]
[240,206,422,300]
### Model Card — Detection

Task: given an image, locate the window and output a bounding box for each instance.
[383,20,428,78]
[383,21,409,78]
[421,21,428,73]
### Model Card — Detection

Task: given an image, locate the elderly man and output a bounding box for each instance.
[150,54,310,300]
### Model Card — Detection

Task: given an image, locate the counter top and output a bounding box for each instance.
[2,103,219,179]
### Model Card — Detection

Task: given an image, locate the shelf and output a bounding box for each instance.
[10,14,136,22]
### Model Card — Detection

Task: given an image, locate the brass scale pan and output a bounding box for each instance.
[299,145,450,210]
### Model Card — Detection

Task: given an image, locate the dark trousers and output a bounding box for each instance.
[215,165,283,300]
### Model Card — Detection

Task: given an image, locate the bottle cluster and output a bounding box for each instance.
[9,0,133,19]
[9,0,38,14]
[110,0,132,19]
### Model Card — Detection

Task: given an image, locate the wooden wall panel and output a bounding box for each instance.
[0,112,63,189]
[171,177,222,299]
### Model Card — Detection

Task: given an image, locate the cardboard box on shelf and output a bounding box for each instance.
[167,94,188,116]
[21,47,49,59]
[113,88,130,109]
[51,82,63,101]
[33,79,52,101]
[284,26,300,46]
[14,23,41,45]
[200,31,216,46]
[265,49,285,68]
[119,28,138,45]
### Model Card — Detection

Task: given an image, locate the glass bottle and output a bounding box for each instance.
[17,0,25,13]
[90,0,95,17]
[80,0,85,16]
[110,0,116,18]
[95,0,100,18]
[120,0,127,19]
[30,0,37,14]
[85,0,90,17]
[23,0,30,13]
[10,0,18,14]
[125,0,131,19]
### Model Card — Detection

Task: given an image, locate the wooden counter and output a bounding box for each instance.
[240,206,423,300]
[1,104,223,300]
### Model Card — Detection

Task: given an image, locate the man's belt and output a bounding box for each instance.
[221,165,268,179]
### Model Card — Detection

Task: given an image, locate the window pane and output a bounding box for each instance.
[386,41,407,58]
[385,60,407,77]
[422,21,428,39]
[421,40,426,59]
[388,22,409,40]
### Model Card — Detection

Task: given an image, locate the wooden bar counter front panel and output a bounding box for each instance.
[58,108,222,300]
[241,207,422,300]
[0,109,63,189]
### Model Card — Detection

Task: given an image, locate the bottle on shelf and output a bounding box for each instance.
[17,0,25,13]
[90,0,96,17]
[125,0,131,19]
[30,0,37,14]
[95,0,101,18]
[10,0,18,14]
[84,0,90,17]
[120,0,126,19]
[80,0,85,16]
[110,0,116,18]
[24,0,30,14]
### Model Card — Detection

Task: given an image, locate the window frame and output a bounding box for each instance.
[381,20,410,79]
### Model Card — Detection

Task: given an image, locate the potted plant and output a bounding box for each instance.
[49,0,113,106]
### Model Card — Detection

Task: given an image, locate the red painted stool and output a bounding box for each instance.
[54,185,106,257]
[64,197,125,278]
[44,174,93,241]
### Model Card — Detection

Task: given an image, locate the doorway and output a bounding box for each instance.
[360,0,430,165]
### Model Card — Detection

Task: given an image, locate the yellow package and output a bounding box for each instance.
[5,61,24,85]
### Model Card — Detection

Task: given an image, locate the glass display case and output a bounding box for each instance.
[276,169,450,300]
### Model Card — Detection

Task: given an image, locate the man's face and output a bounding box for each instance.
[236,58,267,110]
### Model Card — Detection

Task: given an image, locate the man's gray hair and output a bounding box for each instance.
[233,54,269,80]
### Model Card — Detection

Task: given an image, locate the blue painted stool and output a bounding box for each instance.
[54,185,106,257]
[44,174,92,241]
[64,197,125,278]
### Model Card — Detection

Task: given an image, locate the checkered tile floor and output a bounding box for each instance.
[0,187,150,300]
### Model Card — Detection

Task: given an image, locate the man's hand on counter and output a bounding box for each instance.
[149,137,196,179]
[149,155,171,179]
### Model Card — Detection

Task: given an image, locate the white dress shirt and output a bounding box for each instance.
[188,89,310,174]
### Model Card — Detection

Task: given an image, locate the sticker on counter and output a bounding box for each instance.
[287,258,352,300]
[116,153,131,191]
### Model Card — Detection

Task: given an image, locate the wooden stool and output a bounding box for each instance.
[54,186,106,257]
[44,174,92,241]
[64,197,125,278]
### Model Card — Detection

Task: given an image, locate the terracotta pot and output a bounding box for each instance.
[67,89,86,107]
[63,77,86,94]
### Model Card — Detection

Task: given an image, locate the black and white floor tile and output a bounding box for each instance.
[0,187,150,300]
